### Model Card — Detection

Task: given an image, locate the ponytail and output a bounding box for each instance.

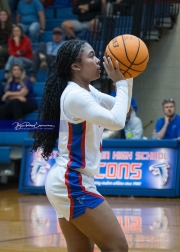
[32,40,86,160]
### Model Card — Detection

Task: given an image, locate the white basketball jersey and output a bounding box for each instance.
[55,80,130,177]
[56,82,104,176]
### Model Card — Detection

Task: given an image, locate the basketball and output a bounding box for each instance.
[105,34,149,78]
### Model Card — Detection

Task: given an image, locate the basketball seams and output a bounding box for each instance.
[125,72,132,78]
[133,54,149,65]
[122,36,140,75]
[106,34,149,78]
[122,35,139,65]
[122,36,149,65]
[107,44,130,69]
[107,44,143,73]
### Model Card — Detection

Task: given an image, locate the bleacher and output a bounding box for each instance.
[0,68,46,179]
[0,0,179,182]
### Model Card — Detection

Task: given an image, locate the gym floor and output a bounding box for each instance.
[0,180,179,252]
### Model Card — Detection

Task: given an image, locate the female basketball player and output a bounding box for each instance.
[32,39,132,252]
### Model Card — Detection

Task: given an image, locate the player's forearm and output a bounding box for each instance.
[126,78,133,113]
[65,80,128,131]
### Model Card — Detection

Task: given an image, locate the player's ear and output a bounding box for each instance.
[71,63,80,72]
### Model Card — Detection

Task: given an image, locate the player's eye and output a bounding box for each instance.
[90,52,95,58]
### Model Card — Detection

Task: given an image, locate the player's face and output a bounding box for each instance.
[163,102,175,117]
[77,43,101,82]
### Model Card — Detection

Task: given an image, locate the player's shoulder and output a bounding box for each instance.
[89,84,97,90]
[66,82,98,95]
[89,84,100,95]
[66,81,87,94]
[63,82,93,102]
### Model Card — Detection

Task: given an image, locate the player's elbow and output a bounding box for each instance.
[110,121,125,131]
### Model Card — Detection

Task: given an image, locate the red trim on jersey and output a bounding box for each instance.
[67,122,73,169]
[81,121,86,168]
[100,142,102,152]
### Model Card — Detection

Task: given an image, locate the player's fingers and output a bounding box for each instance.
[103,56,113,69]
[106,56,114,69]
[103,56,109,67]
[103,55,108,63]
[115,60,119,71]
[103,56,111,72]
[103,62,109,74]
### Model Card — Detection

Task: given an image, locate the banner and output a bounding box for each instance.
[24,147,177,190]
[95,148,177,189]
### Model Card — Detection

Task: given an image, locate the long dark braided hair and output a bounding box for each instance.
[32,40,86,160]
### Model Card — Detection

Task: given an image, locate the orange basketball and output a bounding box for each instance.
[105,34,149,78]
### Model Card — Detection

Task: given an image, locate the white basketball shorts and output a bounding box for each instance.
[45,164,105,221]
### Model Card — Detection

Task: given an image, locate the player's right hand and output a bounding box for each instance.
[103,56,126,83]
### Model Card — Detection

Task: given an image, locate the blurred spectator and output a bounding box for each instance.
[30,27,64,82]
[4,25,33,80]
[8,0,19,23]
[61,0,101,40]
[0,0,10,14]
[0,10,12,69]
[72,0,77,4]
[102,0,135,16]
[16,0,45,43]
[41,0,54,8]
[0,64,37,120]
[54,0,72,7]
[101,0,121,15]
[8,0,19,13]
[124,105,143,139]
[155,99,180,140]
[0,79,5,105]
[101,0,106,14]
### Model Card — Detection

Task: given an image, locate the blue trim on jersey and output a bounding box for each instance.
[66,169,104,219]
[68,122,85,168]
